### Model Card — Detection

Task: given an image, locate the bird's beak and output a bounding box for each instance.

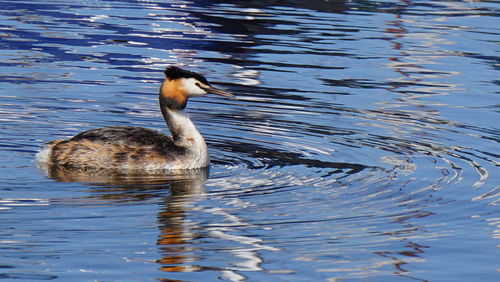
[204,86,234,97]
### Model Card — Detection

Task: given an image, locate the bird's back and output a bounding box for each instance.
[38,126,187,170]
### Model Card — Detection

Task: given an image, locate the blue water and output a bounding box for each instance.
[0,0,498,281]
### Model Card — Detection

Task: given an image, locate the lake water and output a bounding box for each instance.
[0,0,498,281]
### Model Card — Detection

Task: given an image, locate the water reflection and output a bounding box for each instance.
[44,166,208,273]
[43,165,285,279]
[155,170,208,273]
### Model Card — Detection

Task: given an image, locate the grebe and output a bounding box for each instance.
[36,66,233,171]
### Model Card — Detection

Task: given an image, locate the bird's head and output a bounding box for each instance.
[160,66,233,110]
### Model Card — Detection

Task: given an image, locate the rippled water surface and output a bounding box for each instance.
[1,0,499,280]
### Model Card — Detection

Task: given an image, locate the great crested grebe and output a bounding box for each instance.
[36,66,233,171]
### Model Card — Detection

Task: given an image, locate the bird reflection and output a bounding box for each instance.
[41,164,209,273]
[156,173,207,273]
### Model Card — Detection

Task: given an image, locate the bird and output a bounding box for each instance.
[36,66,233,171]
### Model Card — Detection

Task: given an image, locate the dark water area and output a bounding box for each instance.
[0,0,498,281]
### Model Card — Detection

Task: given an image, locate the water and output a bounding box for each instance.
[0,0,498,280]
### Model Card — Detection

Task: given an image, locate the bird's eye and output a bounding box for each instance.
[195,82,201,87]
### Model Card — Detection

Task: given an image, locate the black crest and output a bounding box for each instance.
[164,66,209,85]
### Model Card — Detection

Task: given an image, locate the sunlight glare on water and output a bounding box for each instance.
[0,0,498,281]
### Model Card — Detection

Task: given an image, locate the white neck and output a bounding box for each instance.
[164,108,209,168]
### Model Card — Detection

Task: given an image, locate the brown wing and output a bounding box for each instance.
[48,126,186,169]
[70,126,182,154]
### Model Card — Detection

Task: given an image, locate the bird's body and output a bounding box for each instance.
[36,66,232,171]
